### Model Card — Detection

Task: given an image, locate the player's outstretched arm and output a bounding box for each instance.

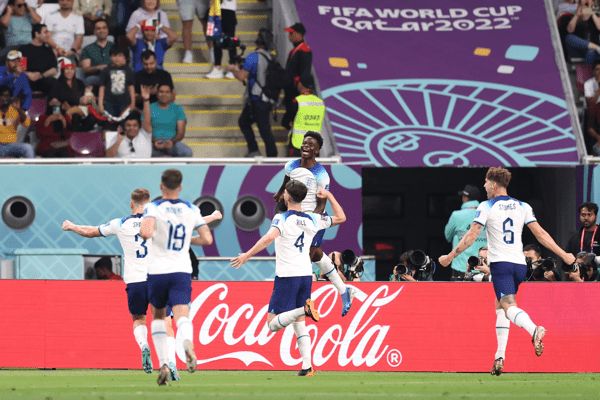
[202,210,223,225]
[139,217,156,240]
[61,220,101,238]
[439,222,483,267]
[191,225,213,246]
[317,189,346,226]
[230,227,280,268]
[527,221,576,265]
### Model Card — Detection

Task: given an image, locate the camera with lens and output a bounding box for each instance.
[217,35,247,64]
[464,255,486,281]
[408,249,435,281]
[563,252,600,274]
[528,257,558,281]
[340,249,364,281]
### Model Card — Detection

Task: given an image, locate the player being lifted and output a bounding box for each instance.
[439,167,576,375]
[232,180,346,376]
[274,131,354,317]
[140,169,222,385]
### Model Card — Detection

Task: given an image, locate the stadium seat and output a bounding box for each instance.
[69,131,105,157]
[28,97,47,123]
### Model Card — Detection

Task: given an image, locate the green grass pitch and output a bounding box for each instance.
[0,370,597,399]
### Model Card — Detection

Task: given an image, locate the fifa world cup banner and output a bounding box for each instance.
[0,281,599,372]
[294,0,579,166]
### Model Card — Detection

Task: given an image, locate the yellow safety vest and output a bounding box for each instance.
[290,94,325,149]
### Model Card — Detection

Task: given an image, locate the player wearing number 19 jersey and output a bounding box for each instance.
[438,168,575,376]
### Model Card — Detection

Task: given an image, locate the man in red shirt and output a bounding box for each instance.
[94,256,123,280]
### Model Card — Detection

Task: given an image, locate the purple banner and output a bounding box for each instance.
[295,0,579,166]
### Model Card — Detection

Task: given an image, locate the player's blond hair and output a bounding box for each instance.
[485,167,512,188]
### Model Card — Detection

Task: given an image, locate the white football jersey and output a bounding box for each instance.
[474,196,536,264]
[143,199,206,275]
[98,214,149,284]
[285,159,330,212]
[271,210,332,277]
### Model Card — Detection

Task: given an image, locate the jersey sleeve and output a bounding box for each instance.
[316,213,332,230]
[284,160,294,177]
[143,202,158,218]
[192,205,206,229]
[98,218,121,237]
[317,169,330,191]
[473,202,489,226]
[271,213,285,234]
[523,202,537,225]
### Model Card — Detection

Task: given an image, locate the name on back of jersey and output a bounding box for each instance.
[164,206,183,215]
[498,204,516,211]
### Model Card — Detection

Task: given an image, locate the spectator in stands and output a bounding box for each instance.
[141,84,192,157]
[205,0,236,79]
[80,18,114,87]
[73,0,111,35]
[35,98,73,157]
[127,18,176,72]
[282,22,312,130]
[0,84,34,158]
[105,109,152,157]
[44,0,85,59]
[134,49,173,105]
[586,99,600,155]
[0,0,41,51]
[0,50,32,111]
[94,256,122,280]
[566,202,600,256]
[564,0,600,64]
[126,0,170,42]
[98,46,135,119]
[444,184,486,280]
[228,28,277,157]
[18,23,57,95]
[178,0,209,64]
[113,0,137,40]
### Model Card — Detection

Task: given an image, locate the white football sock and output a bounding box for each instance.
[494,309,510,360]
[506,306,536,337]
[268,307,305,332]
[151,319,168,367]
[176,316,194,356]
[293,321,312,369]
[316,254,346,294]
[167,336,176,365]
[133,324,148,351]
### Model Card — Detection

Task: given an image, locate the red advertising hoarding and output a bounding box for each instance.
[0,281,597,372]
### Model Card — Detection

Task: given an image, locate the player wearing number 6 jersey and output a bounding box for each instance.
[232,180,346,376]
[140,169,222,385]
[439,167,575,376]
[62,188,156,375]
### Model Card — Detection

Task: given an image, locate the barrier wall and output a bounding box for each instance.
[1,280,597,372]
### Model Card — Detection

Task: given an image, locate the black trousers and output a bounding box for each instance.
[238,99,277,157]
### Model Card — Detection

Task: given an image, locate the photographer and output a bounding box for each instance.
[464,246,491,282]
[329,249,363,282]
[524,243,559,281]
[564,252,599,282]
[228,28,277,157]
[390,250,435,282]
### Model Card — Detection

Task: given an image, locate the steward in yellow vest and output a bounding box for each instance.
[288,76,325,156]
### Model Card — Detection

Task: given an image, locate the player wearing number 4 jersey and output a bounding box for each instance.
[439,168,576,376]
[140,169,222,385]
[232,180,346,377]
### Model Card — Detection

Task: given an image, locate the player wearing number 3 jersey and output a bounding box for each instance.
[439,167,575,376]
[231,180,346,376]
[140,169,222,385]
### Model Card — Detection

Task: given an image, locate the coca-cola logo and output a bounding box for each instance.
[182,283,405,369]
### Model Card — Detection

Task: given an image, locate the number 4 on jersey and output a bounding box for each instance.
[294,232,305,253]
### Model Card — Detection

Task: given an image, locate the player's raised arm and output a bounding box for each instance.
[191,225,213,246]
[231,227,280,268]
[317,189,345,226]
[439,222,483,267]
[62,220,102,238]
[527,221,576,266]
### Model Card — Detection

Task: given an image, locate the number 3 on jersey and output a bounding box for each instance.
[502,217,514,244]
[134,234,148,258]
[294,232,305,253]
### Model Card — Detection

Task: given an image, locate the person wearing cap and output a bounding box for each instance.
[18,23,58,95]
[443,184,487,279]
[288,75,324,157]
[44,0,84,58]
[0,84,34,158]
[0,49,32,111]
[127,18,177,73]
[228,28,277,157]
[282,22,313,130]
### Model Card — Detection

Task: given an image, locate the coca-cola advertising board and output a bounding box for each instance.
[0,281,598,372]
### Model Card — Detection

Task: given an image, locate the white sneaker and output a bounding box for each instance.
[182,50,193,64]
[205,66,224,79]
[224,71,235,79]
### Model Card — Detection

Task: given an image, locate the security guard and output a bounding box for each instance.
[288,76,325,156]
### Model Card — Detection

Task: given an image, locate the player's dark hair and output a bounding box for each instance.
[486,167,511,188]
[161,169,182,190]
[131,188,150,204]
[304,131,323,149]
[285,180,308,204]
[523,244,541,257]
[579,202,599,215]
